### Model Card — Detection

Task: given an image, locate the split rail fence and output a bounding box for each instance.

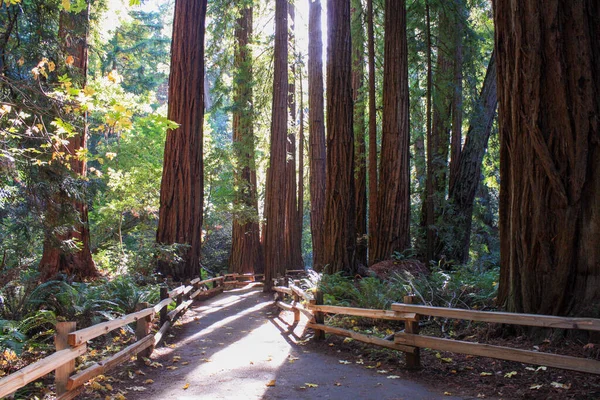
[273,280,600,375]
[0,275,236,399]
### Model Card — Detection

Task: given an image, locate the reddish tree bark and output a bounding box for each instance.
[285,2,303,270]
[263,0,288,289]
[366,0,378,266]
[351,0,367,267]
[448,0,465,193]
[495,0,600,316]
[156,0,207,281]
[323,0,356,274]
[229,5,264,275]
[370,0,410,263]
[296,75,305,268]
[39,2,97,280]
[308,0,326,271]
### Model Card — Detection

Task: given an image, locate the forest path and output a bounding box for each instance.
[109,285,461,400]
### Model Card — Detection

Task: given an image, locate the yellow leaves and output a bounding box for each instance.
[182,383,190,390]
[172,355,181,363]
[17,57,24,66]
[108,69,122,83]
[444,392,453,396]
[530,384,543,390]
[266,380,276,387]
[343,338,353,344]
[166,366,178,370]
[480,372,493,377]
[288,355,299,364]
[61,0,70,11]
[551,382,571,390]
[304,383,318,388]
[338,360,351,365]
[504,371,517,378]
[181,361,189,366]
[66,55,75,65]
[435,353,453,363]
[144,379,154,384]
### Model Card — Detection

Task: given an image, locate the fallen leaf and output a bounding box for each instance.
[334,382,341,386]
[355,359,364,365]
[480,372,493,377]
[172,356,181,363]
[166,366,178,370]
[387,375,400,379]
[343,338,354,343]
[134,370,145,376]
[444,392,452,396]
[266,380,276,387]
[182,361,189,366]
[530,384,543,390]
[126,386,147,392]
[144,379,154,384]
[583,343,595,350]
[550,382,571,390]
[305,383,318,388]
[339,360,351,365]
[183,383,190,390]
[105,384,113,391]
[504,371,518,378]
[377,370,389,374]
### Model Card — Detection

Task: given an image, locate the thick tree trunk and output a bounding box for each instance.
[370,0,410,263]
[495,0,600,316]
[351,0,367,267]
[423,0,434,262]
[264,0,288,289]
[308,0,326,272]
[39,2,97,281]
[445,52,497,263]
[229,5,264,275]
[156,0,207,281]
[366,0,378,266]
[323,0,356,274]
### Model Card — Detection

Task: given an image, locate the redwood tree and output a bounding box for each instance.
[263,0,288,288]
[369,0,410,263]
[229,4,264,275]
[351,0,367,267]
[495,0,600,316]
[366,0,378,266]
[308,0,326,271]
[444,52,497,264]
[323,0,356,274]
[39,2,98,280]
[156,0,207,281]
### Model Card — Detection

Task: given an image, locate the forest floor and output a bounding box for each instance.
[88,285,598,400]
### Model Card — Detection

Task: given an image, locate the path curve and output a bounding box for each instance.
[109,285,461,400]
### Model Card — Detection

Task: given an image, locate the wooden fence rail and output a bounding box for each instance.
[273,281,600,375]
[0,275,226,399]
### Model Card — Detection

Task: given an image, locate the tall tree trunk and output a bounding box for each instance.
[264,0,288,289]
[423,0,435,262]
[351,0,367,267]
[445,52,497,263]
[39,2,98,280]
[323,0,356,274]
[156,0,207,281]
[370,0,410,263]
[308,0,326,272]
[366,0,378,266]
[448,0,465,192]
[495,0,600,316]
[229,4,264,275]
[296,74,305,268]
[285,2,303,270]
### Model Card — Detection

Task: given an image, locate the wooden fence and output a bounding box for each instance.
[273,281,600,375]
[0,275,227,400]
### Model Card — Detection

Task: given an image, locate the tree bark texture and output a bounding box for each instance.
[264,0,289,288]
[229,5,264,275]
[39,2,97,280]
[370,0,411,263]
[296,75,305,268]
[351,0,367,267]
[324,0,357,274]
[445,52,497,264]
[366,0,378,266]
[308,0,326,272]
[495,0,600,316]
[285,2,304,270]
[156,0,207,281]
[448,0,465,192]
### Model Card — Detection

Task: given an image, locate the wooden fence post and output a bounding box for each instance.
[313,289,325,340]
[135,303,152,361]
[55,321,76,395]
[404,295,421,369]
[293,292,300,324]
[160,285,169,327]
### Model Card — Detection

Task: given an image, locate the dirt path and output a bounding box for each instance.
[106,285,461,400]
